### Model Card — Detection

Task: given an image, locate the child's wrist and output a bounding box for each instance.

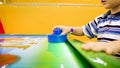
[70,27,74,33]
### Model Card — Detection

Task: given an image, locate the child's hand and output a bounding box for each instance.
[53,26,71,35]
[81,41,120,55]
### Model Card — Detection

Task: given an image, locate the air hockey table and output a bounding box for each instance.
[0,34,120,68]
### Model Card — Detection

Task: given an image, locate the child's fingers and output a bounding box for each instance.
[82,42,96,50]
[82,42,120,55]
[91,46,103,52]
[61,32,67,35]
[52,26,70,35]
[61,30,69,35]
[82,44,91,50]
[91,45,106,52]
[82,42,106,52]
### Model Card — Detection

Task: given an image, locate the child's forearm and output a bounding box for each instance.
[108,40,120,46]
[71,27,84,36]
[53,25,84,35]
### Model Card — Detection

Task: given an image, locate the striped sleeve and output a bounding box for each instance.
[82,15,102,38]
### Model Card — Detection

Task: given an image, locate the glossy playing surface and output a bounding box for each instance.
[0,35,120,68]
[0,35,91,68]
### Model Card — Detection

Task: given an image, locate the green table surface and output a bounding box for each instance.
[0,34,120,68]
[68,39,120,68]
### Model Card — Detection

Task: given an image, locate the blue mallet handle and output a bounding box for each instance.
[53,28,62,35]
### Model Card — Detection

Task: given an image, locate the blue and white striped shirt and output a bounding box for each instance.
[82,10,120,42]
